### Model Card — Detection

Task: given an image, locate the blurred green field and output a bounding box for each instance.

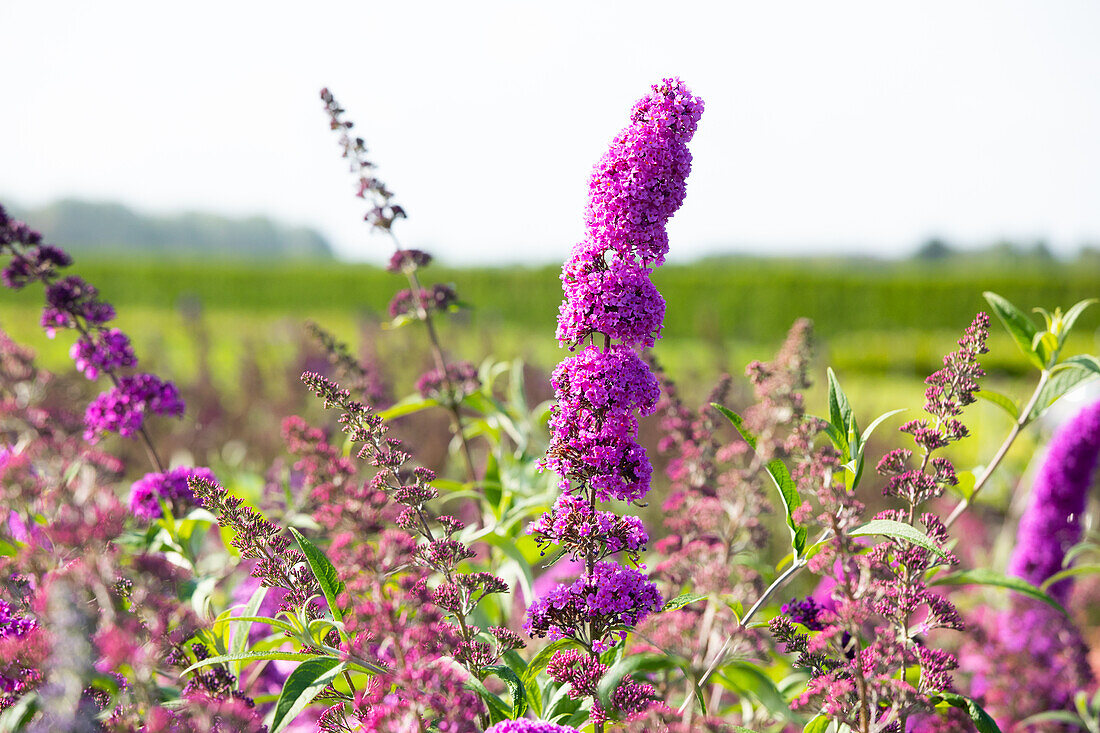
[1,255,1090,517]
[2,256,1096,381]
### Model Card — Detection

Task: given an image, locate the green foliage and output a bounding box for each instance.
[848,519,949,560]
[270,657,347,733]
[929,569,1067,616]
[288,527,347,625]
[712,404,807,558]
[929,692,1002,733]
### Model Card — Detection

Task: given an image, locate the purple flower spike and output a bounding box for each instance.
[557,253,665,348]
[1008,399,1100,601]
[584,78,704,267]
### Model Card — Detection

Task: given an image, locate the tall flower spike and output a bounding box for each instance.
[960,399,1100,726]
[527,78,702,730]
[1007,398,1100,603]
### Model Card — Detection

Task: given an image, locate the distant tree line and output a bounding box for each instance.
[913,236,1098,264]
[5,199,334,260]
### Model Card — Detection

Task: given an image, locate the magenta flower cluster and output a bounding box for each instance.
[528,81,703,679]
[547,345,660,502]
[129,466,218,520]
[70,328,137,380]
[524,561,662,649]
[485,722,579,733]
[529,493,648,564]
[556,79,702,350]
[84,374,186,442]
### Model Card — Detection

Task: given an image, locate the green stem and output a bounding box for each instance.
[943,369,1049,529]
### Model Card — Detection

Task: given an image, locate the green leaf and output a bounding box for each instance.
[849,519,948,560]
[289,527,347,624]
[953,470,977,501]
[596,653,677,712]
[818,419,848,458]
[662,592,708,612]
[225,615,296,634]
[860,409,906,446]
[1063,354,1100,376]
[827,368,854,456]
[930,691,1002,733]
[803,715,830,733]
[713,404,807,557]
[464,674,511,723]
[522,639,573,718]
[930,569,1067,616]
[1041,564,1100,590]
[1018,711,1086,729]
[483,450,503,517]
[975,390,1020,420]
[1060,298,1098,337]
[1064,540,1100,567]
[483,664,527,720]
[1031,366,1099,420]
[377,394,440,420]
[270,657,346,733]
[719,661,792,719]
[984,291,1044,370]
[231,586,269,677]
[0,690,38,729]
[181,650,328,676]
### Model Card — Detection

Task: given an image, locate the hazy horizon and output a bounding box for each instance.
[5,1,1100,266]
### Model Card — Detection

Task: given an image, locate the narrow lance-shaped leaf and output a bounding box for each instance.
[975,390,1020,420]
[1059,297,1098,337]
[662,592,708,612]
[849,519,949,560]
[827,368,854,460]
[929,568,1067,616]
[984,291,1044,370]
[269,657,346,733]
[231,585,269,677]
[1063,354,1100,376]
[596,654,679,712]
[181,650,331,677]
[482,664,528,720]
[464,674,511,723]
[713,404,807,557]
[289,527,346,624]
[1031,365,1099,421]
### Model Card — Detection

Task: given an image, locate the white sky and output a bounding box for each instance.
[4,1,1100,265]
